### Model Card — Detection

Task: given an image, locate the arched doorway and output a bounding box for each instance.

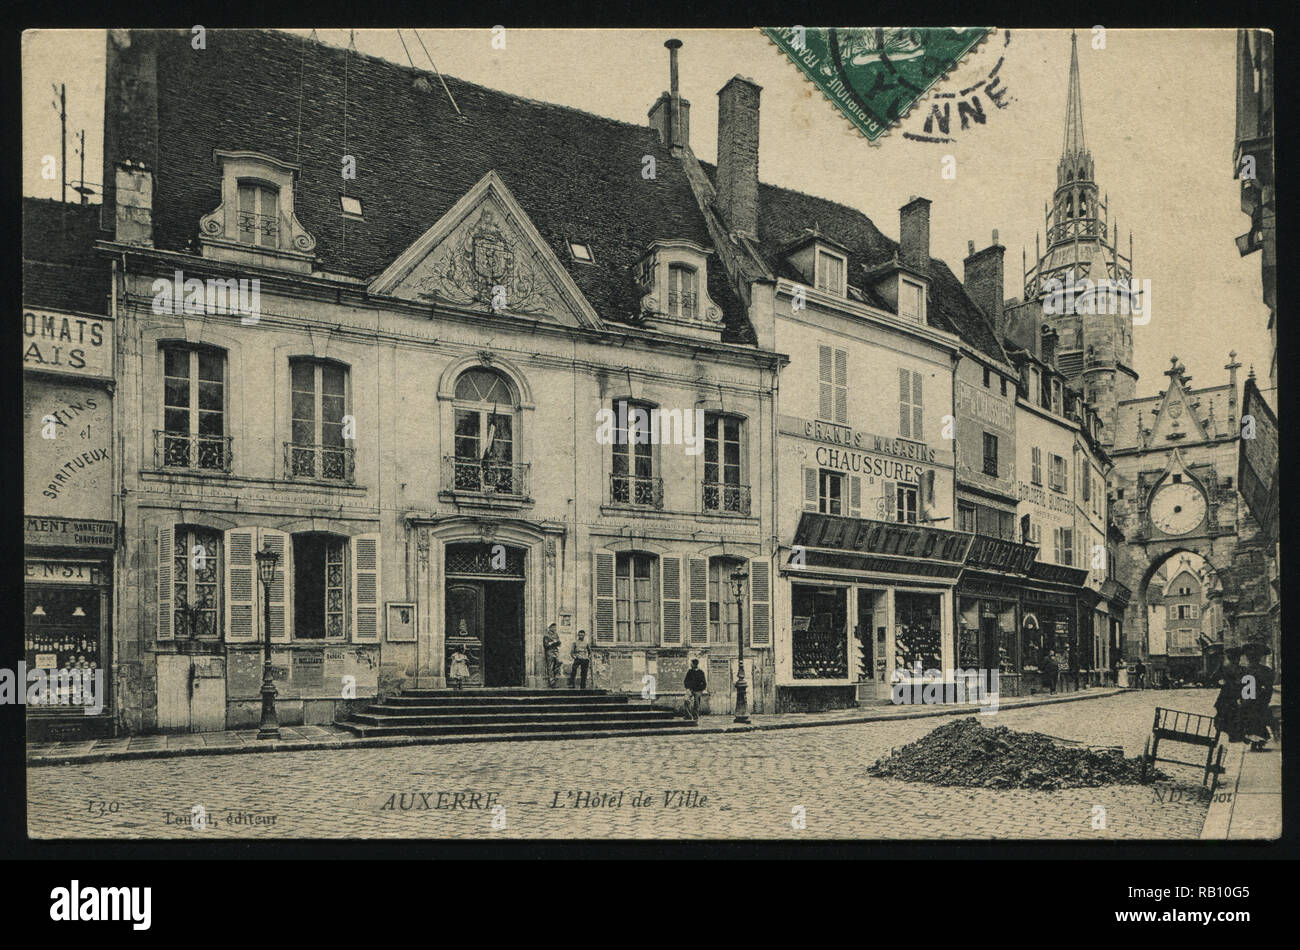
[444,541,527,687]
[1133,549,1223,686]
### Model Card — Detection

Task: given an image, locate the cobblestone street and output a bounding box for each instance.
[28,690,1223,840]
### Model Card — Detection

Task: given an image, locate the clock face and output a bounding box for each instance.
[1150,482,1206,535]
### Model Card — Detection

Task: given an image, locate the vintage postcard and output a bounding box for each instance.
[20,26,1277,845]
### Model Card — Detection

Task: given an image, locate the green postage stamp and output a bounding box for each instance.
[764,27,993,141]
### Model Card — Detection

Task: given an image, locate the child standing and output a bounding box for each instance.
[448,646,471,690]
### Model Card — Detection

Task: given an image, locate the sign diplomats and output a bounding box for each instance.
[23,310,112,379]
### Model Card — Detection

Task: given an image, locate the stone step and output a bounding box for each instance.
[397,688,607,698]
[383,692,623,707]
[338,715,693,738]
[351,708,678,728]
[362,701,643,716]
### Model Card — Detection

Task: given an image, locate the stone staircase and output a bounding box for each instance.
[339,688,692,740]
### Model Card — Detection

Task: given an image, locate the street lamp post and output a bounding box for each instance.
[729,570,751,724]
[254,541,281,740]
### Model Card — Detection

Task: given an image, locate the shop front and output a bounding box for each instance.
[1021,561,1090,692]
[778,512,970,711]
[23,310,117,740]
[955,534,1039,696]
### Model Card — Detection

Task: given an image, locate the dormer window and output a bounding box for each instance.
[238,181,280,248]
[900,277,925,322]
[815,248,847,296]
[569,240,593,263]
[668,264,698,318]
[339,194,364,218]
[199,150,316,273]
[634,240,722,341]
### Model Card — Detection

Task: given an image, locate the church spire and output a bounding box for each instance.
[1062,30,1087,158]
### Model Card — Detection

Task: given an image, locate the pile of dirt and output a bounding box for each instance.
[867,717,1160,790]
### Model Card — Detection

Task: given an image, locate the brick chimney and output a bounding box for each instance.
[716,75,762,237]
[114,161,153,246]
[1041,325,1059,369]
[963,229,1005,326]
[900,196,931,273]
[101,29,159,235]
[649,39,690,149]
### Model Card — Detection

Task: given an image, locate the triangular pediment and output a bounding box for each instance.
[369,171,601,328]
[1148,373,1208,444]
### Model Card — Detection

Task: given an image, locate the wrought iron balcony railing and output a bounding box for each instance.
[237,210,279,247]
[702,481,751,515]
[155,430,233,473]
[443,456,529,497]
[285,443,356,483]
[611,472,664,509]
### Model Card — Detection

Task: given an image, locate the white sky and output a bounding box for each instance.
[22,28,1272,403]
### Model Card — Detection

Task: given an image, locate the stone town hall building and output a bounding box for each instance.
[25,29,1166,738]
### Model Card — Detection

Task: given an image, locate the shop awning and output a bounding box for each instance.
[789,512,972,582]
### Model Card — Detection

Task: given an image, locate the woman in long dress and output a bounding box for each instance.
[1213,647,1244,743]
[1238,643,1276,752]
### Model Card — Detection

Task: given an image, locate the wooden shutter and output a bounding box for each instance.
[803,466,819,511]
[157,525,175,641]
[848,475,862,517]
[884,481,897,521]
[818,345,833,419]
[260,529,291,643]
[749,558,771,648]
[224,528,258,642]
[688,556,709,644]
[351,533,381,642]
[661,556,683,646]
[912,371,923,438]
[898,368,911,437]
[593,552,615,643]
[834,348,848,423]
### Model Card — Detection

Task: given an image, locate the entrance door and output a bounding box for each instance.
[483,581,524,686]
[444,579,526,686]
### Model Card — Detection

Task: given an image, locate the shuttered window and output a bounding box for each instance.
[818,345,848,423]
[899,368,923,439]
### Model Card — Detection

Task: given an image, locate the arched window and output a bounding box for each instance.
[237,180,279,248]
[452,369,518,494]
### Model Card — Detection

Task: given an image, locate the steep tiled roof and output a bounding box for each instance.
[698,164,1009,364]
[135,29,748,340]
[22,198,110,314]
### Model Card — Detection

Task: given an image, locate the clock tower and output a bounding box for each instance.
[1109,353,1275,674]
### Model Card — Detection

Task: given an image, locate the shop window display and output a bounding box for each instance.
[792,585,848,679]
[895,591,942,671]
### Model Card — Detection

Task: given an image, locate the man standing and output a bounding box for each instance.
[1134,658,1147,690]
[683,658,707,720]
[543,623,562,688]
[569,630,591,689]
[1041,650,1059,695]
